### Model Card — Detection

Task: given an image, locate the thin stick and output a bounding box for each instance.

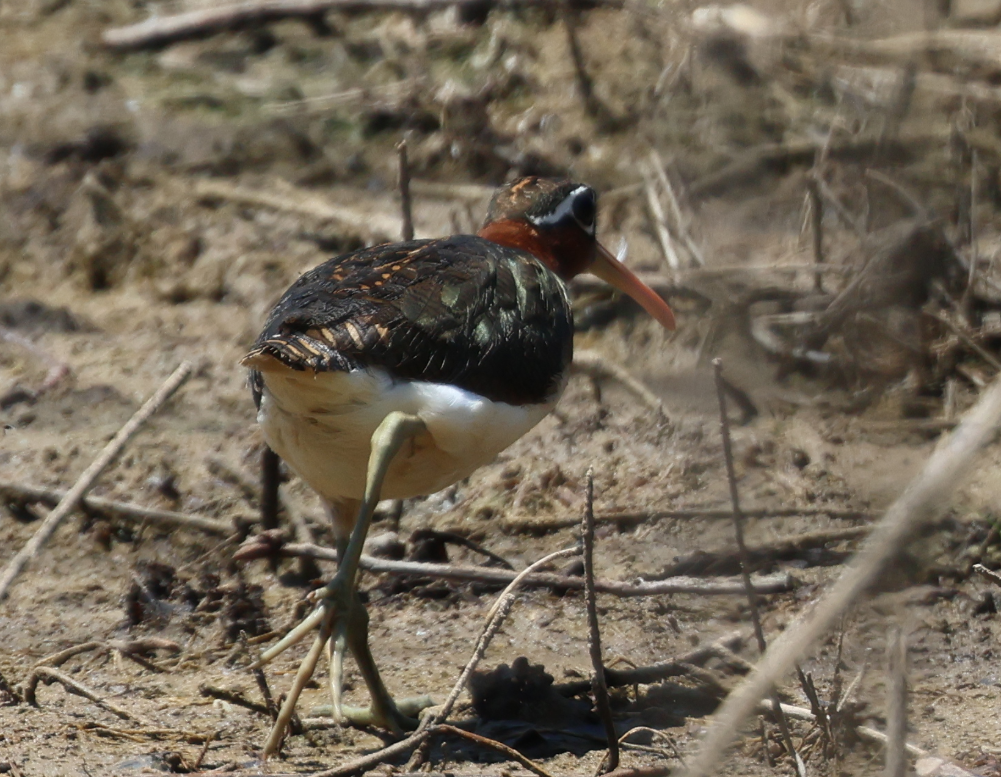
[428,546,580,726]
[199,684,272,717]
[973,563,1001,588]
[24,667,151,724]
[762,700,927,758]
[563,3,613,125]
[261,448,281,533]
[270,543,794,596]
[437,725,557,777]
[963,150,978,315]
[813,176,866,237]
[404,546,579,772]
[807,176,825,292]
[682,374,1001,777]
[926,309,1001,371]
[885,628,908,777]
[397,139,414,242]
[713,359,802,777]
[0,362,193,601]
[311,728,432,777]
[649,151,705,266]
[212,455,319,579]
[582,468,619,772]
[102,0,557,50]
[504,506,871,533]
[192,729,217,771]
[643,172,682,276]
[0,480,233,535]
[192,178,399,242]
[553,632,744,694]
[573,350,666,417]
[712,359,766,653]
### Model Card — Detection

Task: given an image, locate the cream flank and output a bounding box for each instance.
[256,365,560,512]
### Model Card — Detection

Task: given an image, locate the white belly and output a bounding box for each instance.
[257,367,558,503]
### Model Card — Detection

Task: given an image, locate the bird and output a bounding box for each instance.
[242,176,677,755]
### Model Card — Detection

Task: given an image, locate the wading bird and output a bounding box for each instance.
[243,177,676,755]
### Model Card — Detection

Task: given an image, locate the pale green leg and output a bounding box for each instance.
[257,412,432,757]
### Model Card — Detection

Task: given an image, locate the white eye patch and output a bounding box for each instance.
[528,186,595,235]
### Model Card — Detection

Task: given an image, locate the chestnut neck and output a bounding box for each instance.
[477,219,591,281]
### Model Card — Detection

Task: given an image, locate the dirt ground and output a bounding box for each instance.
[1,1,1000,775]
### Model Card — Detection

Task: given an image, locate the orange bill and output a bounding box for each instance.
[590,243,676,330]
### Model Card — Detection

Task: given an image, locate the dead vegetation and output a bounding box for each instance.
[1,0,1001,776]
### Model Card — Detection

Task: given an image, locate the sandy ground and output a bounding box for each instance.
[1,2,1000,776]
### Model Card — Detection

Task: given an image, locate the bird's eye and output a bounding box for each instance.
[571,189,596,232]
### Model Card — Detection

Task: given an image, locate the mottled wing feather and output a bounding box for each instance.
[246,235,573,406]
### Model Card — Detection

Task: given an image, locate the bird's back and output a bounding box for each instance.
[245,234,574,407]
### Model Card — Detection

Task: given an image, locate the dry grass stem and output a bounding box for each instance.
[397,138,414,242]
[573,350,666,417]
[0,480,234,536]
[504,506,871,533]
[712,358,803,776]
[642,170,682,277]
[807,176,825,292]
[648,150,705,266]
[582,468,619,773]
[404,546,578,772]
[261,447,281,533]
[210,456,318,580]
[972,563,1001,587]
[927,309,1001,371]
[271,542,794,595]
[682,375,1001,777]
[25,666,152,725]
[0,362,194,601]
[101,0,560,50]
[885,628,908,777]
[555,631,745,695]
[762,700,926,758]
[192,178,400,242]
[436,725,557,777]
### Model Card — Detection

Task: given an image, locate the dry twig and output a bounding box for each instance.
[885,628,908,777]
[192,178,400,242]
[972,563,1001,588]
[648,151,705,267]
[807,176,825,292]
[573,350,666,418]
[261,448,281,533]
[209,456,318,578]
[582,468,619,772]
[24,667,151,724]
[0,480,234,536]
[437,725,557,777]
[504,505,871,533]
[264,542,795,595]
[0,362,193,601]
[102,0,556,50]
[682,375,1001,777]
[642,169,682,277]
[555,631,745,695]
[713,359,803,777]
[397,138,414,242]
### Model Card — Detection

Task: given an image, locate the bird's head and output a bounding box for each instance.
[478,177,676,330]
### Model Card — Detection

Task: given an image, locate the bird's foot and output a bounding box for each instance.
[254,573,427,755]
[318,695,432,731]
